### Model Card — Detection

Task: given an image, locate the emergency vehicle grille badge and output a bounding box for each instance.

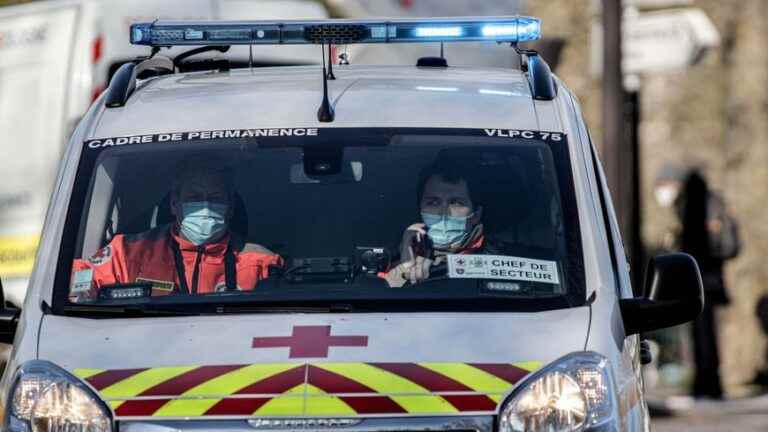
[248,419,363,429]
[252,325,368,358]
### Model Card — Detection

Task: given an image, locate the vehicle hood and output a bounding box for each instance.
[38,309,589,419]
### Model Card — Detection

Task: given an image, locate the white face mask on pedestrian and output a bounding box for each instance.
[654,184,680,208]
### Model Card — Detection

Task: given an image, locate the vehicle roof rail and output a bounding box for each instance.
[173,45,230,68]
[524,52,557,101]
[105,56,174,108]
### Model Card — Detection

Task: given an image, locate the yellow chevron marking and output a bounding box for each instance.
[316,363,456,414]
[420,363,513,393]
[304,384,356,415]
[253,384,305,416]
[101,366,197,399]
[73,369,105,380]
[78,362,542,417]
[514,361,543,373]
[153,399,221,417]
[152,364,301,417]
[187,364,301,395]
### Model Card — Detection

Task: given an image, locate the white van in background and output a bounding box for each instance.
[0,0,329,308]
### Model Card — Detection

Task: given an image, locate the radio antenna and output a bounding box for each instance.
[317,43,335,122]
[327,44,336,80]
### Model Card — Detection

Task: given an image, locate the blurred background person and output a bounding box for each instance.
[754,295,768,388]
[654,163,741,399]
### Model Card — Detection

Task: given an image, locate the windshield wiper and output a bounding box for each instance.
[62,304,201,318]
[211,304,355,314]
[63,300,357,317]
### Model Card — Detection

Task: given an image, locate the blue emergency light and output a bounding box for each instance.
[130,16,541,47]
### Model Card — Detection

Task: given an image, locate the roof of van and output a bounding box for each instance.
[91,65,557,138]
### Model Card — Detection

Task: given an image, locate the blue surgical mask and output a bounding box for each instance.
[421,212,472,247]
[179,201,228,245]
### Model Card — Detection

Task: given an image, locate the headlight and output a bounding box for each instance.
[5,361,112,432]
[499,352,618,432]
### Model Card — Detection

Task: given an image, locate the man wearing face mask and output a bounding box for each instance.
[384,163,500,287]
[72,157,282,298]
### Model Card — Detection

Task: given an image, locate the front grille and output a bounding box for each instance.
[304,25,368,44]
[121,416,492,432]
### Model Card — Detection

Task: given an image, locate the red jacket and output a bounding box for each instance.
[71,224,282,299]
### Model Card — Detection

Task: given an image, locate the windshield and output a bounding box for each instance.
[56,128,584,313]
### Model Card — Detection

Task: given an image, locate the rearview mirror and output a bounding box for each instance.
[620,253,704,336]
[0,278,19,344]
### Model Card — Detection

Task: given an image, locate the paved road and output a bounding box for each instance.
[653,414,768,431]
[651,396,768,431]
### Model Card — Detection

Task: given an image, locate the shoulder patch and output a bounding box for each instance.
[87,245,112,266]
[241,243,276,255]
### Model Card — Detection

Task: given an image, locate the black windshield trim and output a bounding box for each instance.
[53,127,585,315]
[63,295,579,316]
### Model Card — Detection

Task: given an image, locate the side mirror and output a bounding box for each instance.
[620,253,704,336]
[0,278,19,345]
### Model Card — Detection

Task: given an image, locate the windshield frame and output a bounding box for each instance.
[52,127,586,315]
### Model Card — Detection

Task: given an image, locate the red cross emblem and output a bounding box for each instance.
[252,325,368,358]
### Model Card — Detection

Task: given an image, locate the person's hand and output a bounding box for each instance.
[382,256,433,287]
[400,224,432,284]
[399,223,429,262]
[382,224,431,288]
[400,255,434,284]
[400,254,447,284]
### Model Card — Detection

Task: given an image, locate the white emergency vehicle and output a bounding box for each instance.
[0,16,704,432]
[0,0,328,307]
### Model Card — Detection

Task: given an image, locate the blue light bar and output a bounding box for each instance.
[130,16,541,47]
[413,26,464,38]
